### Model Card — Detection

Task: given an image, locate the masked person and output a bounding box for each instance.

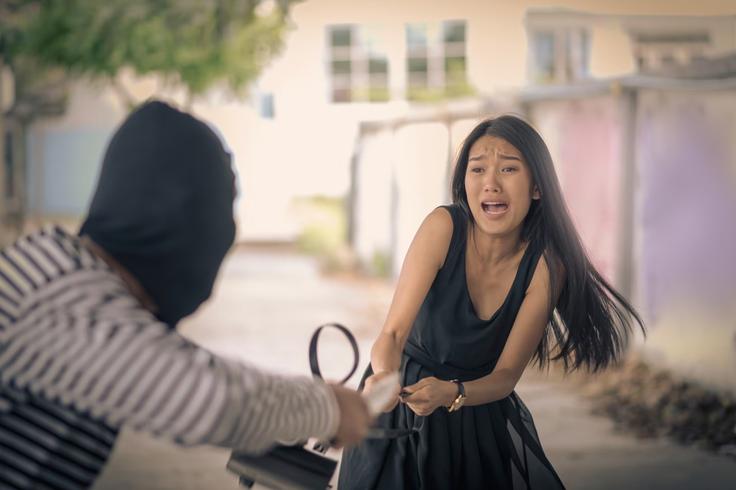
[0,101,371,489]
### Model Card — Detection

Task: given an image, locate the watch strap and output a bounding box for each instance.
[447,379,466,412]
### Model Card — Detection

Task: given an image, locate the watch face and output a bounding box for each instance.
[457,396,466,409]
[449,393,466,412]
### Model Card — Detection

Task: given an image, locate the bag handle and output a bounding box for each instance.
[308,323,419,445]
[308,322,359,385]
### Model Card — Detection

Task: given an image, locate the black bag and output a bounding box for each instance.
[226,323,417,489]
[226,323,357,489]
[227,444,337,490]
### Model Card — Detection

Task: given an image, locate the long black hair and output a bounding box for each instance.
[451,115,645,373]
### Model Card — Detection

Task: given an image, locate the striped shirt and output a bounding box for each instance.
[0,225,339,489]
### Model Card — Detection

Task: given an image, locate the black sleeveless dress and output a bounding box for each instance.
[338,204,565,490]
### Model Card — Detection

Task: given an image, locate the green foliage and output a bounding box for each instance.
[407,83,474,102]
[370,250,391,278]
[350,86,390,103]
[407,56,475,102]
[293,196,357,273]
[1,0,300,96]
[294,196,346,254]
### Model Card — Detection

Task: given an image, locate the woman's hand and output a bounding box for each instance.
[401,377,458,416]
[363,370,401,413]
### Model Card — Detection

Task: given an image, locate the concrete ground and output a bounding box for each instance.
[93,248,736,489]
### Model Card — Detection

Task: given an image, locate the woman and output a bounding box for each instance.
[338,115,645,489]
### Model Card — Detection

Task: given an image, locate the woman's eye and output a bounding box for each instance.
[501,167,518,173]
[470,167,483,174]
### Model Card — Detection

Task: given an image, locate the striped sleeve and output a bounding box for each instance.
[0,231,341,456]
[2,310,340,455]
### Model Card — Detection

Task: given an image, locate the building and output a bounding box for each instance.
[3,1,736,392]
[12,0,734,242]
[348,4,736,395]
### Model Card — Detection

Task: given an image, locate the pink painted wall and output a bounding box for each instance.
[529,89,736,394]
[531,97,623,284]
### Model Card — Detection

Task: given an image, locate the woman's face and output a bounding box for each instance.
[464,135,540,239]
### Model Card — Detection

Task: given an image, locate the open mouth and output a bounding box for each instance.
[481,201,508,215]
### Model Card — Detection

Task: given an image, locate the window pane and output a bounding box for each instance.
[330,26,352,47]
[332,88,352,103]
[362,26,386,57]
[331,60,351,74]
[370,73,388,88]
[532,31,555,82]
[408,57,428,73]
[368,85,390,102]
[407,72,428,87]
[369,58,388,75]
[406,23,428,48]
[328,23,390,103]
[564,29,590,80]
[259,93,275,119]
[443,21,466,44]
[407,45,428,59]
[331,74,351,89]
[445,57,465,85]
[580,30,590,75]
[444,56,466,77]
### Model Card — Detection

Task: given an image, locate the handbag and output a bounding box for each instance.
[227,323,413,489]
[226,443,337,490]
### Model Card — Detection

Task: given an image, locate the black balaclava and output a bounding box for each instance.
[80,100,236,327]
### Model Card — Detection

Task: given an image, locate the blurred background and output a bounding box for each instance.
[2,0,736,488]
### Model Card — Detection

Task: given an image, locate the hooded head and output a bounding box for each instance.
[80,100,236,327]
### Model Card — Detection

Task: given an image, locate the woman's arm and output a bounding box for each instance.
[402,254,563,414]
[368,208,453,376]
[463,254,561,405]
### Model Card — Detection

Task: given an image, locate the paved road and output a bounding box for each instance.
[93,249,736,489]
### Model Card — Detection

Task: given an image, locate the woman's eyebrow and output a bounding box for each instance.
[469,151,522,162]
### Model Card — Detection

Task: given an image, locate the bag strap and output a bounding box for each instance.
[308,323,359,385]
[308,323,419,443]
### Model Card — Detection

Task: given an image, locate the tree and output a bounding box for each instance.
[0,0,301,243]
[6,0,301,107]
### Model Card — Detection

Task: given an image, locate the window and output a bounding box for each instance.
[406,20,470,101]
[531,31,555,83]
[406,23,429,92]
[443,20,468,95]
[565,29,590,81]
[631,31,711,72]
[328,25,389,103]
[258,93,275,119]
[529,28,590,84]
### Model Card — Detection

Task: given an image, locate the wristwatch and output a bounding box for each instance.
[446,379,466,412]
